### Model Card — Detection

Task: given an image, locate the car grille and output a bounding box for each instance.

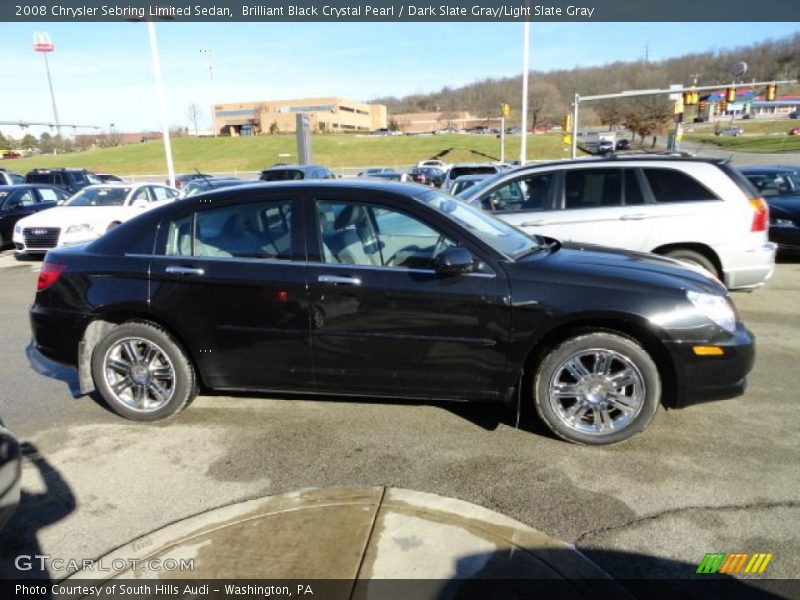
[23,227,60,249]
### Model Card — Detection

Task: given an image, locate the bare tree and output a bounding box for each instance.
[187,103,202,135]
[528,81,562,129]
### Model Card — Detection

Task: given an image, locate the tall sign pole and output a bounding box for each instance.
[200,48,216,137]
[147,22,176,187]
[33,32,61,139]
[520,21,530,164]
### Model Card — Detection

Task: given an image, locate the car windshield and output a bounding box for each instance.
[262,169,304,181]
[456,171,505,199]
[65,187,130,206]
[415,189,542,259]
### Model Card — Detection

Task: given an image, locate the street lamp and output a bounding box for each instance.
[146,22,176,187]
[33,32,62,139]
[520,22,530,164]
[200,48,216,137]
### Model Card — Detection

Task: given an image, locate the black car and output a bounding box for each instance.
[25,168,98,194]
[170,173,212,189]
[0,184,71,247]
[0,420,21,530]
[180,178,262,198]
[0,168,25,186]
[259,164,336,182]
[615,139,631,151]
[29,181,755,445]
[408,167,445,187]
[740,166,800,254]
[93,173,125,183]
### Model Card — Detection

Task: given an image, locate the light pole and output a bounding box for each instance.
[200,48,216,137]
[146,22,176,187]
[519,21,530,164]
[33,32,62,140]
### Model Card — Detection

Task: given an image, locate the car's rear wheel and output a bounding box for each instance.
[534,332,660,445]
[663,249,718,280]
[91,321,197,421]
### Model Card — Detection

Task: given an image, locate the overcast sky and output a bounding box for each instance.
[1,21,798,136]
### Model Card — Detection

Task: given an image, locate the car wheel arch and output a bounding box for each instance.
[651,242,723,280]
[79,314,208,394]
[518,316,679,409]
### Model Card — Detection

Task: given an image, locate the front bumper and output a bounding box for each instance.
[665,324,755,407]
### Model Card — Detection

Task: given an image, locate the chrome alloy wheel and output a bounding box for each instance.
[103,337,176,412]
[547,349,645,436]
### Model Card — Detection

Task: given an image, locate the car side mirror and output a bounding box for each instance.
[433,247,477,275]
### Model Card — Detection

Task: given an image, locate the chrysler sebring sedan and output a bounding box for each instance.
[29,181,755,444]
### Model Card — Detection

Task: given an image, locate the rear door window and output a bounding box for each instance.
[624,170,645,205]
[483,172,554,212]
[563,169,623,209]
[643,168,718,203]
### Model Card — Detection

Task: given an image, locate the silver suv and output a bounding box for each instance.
[458,156,775,290]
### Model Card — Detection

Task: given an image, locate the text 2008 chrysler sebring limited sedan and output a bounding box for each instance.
[30,181,755,444]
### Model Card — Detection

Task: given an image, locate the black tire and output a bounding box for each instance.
[663,249,718,279]
[91,321,197,422]
[106,221,122,233]
[534,332,661,445]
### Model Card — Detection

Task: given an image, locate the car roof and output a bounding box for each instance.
[738,165,799,173]
[454,174,491,181]
[507,155,728,171]
[0,184,61,190]
[261,164,325,172]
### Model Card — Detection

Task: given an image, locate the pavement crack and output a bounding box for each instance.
[574,500,800,545]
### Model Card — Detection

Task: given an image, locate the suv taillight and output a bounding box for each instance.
[749,197,769,232]
[37,262,65,291]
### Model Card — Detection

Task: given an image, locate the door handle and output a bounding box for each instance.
[165,265,205,276]
[620,213,647,221]
[520,220,546,227]
[318,274,361,286]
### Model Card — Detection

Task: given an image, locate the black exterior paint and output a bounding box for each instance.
[30,180,755,408]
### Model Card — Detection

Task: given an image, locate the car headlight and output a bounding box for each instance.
[771,218,798,229]
[65,223,94,234]
[686,290,737,333]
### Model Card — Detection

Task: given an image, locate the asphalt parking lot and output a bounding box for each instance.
[0,250,798,583]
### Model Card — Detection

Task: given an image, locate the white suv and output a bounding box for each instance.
[458,157,776,290]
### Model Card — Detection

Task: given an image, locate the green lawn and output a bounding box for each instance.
[10,133,575,176]
[687,119,797,136]
[683,132,800,153]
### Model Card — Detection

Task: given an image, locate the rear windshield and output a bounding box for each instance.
[450,166,498,179]
[66,187,130,206]
[26,173,52,184]
[261,169,304,182]
[721,164,760,198]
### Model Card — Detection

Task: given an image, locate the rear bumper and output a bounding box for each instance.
[721,242,776,290]
[29,304,89,367]
[666,325,756,407]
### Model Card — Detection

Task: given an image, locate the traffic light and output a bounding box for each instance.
[562,113,572,132]
[502,103,510,118]
[719,98,728,112]
[766,83,777,101]
[698,101,708,112]
[726,87,736,103]
[683,91,699,105]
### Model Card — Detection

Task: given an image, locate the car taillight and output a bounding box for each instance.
[749,197,769,232]
[37,263,65,291]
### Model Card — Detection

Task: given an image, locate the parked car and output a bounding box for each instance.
[449,174,491,196]
[358,167,398,177]
[416,159,450,172]
[93,173,125,183]
[0,168,24,186]
[25,168,99,194]
[716,126,744,137]
[505,126,522,134]
[170,173,212,189]
[789,127,800,136]
[30,180,755,445]
[408,166,446,187]
[739,166,800,255]
[259,164,336,182]
[457,156,775,290]
[371,128,402,136]
[0,420,20,530]
[13,182,179,255]
[180,178,261,198]
[789,111,800,120]
[597,140,615,153]
[442,163,505,193]
[0,185,71,248]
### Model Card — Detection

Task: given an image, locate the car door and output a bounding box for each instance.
[305,190,510,401]
[0,189,38,243]
[148,194,312,391]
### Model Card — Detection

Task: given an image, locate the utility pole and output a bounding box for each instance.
[147,22,176,187]
[33,32,61,139]
[200,48,216,137]
[520,22,530,164]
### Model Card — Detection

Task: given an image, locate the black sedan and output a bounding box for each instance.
[408,167,446,187]
[0,185,71,247]
[0,420,21,530]
[740,166,800,254]
[29,181,755,445]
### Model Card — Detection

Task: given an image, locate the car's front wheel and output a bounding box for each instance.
[534,332,661,445]
[91,321,197,421]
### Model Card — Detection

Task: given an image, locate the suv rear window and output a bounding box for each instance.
[26,173,52,184]
[261,169,304,182]
[564,168,622,209]
[643,168,718,203]
[450,166,497,179]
